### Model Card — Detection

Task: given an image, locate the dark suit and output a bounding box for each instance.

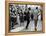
[26,11,30,29]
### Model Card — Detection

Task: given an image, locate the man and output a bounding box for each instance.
[10,5,15,30]
[29,7,34,20]
[33,7,39,31]
[19,10,24,26]
[25,7,30,29]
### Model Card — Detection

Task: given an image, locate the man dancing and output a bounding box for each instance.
[34,7,39,31]
[25,7,30,29]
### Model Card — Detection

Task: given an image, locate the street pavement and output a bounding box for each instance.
[10,20,42,32]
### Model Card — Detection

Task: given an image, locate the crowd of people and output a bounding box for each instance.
[9,4,42,31]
